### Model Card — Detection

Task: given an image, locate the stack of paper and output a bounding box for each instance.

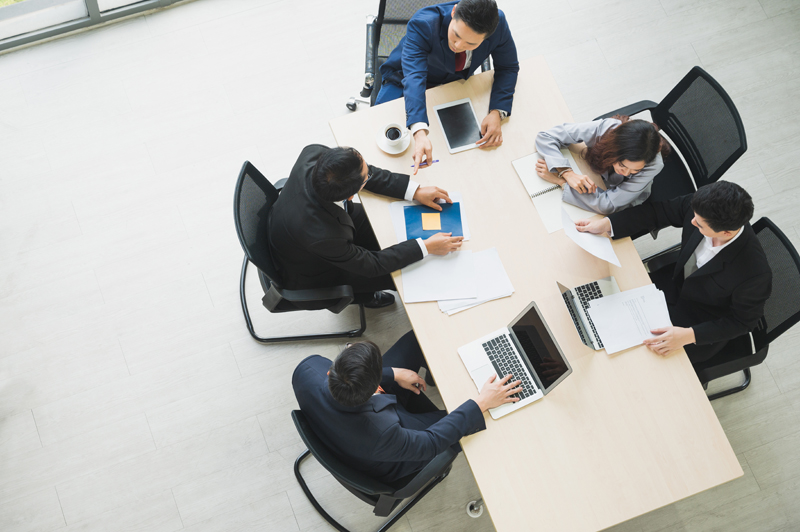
[400,248,514,312]
[437,248,514,315]
[586,285,672,354]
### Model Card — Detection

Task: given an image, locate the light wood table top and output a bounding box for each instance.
[329,56,741,532]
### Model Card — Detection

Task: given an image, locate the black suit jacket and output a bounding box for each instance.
[608,194,772,345]
[292,355,485,483]
[268,145,423,289]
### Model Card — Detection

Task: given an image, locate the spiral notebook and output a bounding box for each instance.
[512,149,596,233]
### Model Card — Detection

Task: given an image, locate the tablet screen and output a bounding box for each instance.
[436,102,482,150]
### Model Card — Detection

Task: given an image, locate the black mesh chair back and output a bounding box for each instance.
[369,0,446,106]
[652,66,747,190]
[233,161,283,287]
[291,409,457,531]
[753,217,800,345]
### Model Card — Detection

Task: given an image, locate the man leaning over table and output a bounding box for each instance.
[575,181,772,365]
[376,0,519,174]
[268,145,463,309]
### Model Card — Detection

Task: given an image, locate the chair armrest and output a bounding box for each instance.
[643,243,682,274]
[393,446,458,499]
[480,57,491,73]
[594,100,658,121]
[361,16,377,97]
[274,178,288,191]
[280,284,355,303]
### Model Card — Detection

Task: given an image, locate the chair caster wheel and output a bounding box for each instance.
[346,97,357,111]
[466,499,484,518]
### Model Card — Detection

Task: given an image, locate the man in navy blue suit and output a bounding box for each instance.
[377,0,519,174]
[292,331,521,483]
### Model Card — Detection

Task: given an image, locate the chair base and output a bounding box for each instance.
[293,449,446,532]
[706,368,752,401]
[239,257,367,343]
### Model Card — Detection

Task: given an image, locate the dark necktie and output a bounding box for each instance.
[455,51,466,72]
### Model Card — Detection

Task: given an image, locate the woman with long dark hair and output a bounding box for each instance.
[534,116,670,214]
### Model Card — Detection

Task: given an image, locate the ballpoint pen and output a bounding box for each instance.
[410,159,440,168]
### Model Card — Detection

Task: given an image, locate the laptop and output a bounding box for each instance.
[557,276,621,351]
[457,301,572,419]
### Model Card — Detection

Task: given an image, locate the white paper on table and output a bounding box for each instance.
[512,151,596,233]
[438,247,514,314]
[561,207,621,267]
[401,250,477,303]
[390,191,471,244]
[587,285,672,354]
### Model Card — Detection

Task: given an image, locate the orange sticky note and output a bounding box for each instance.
[421,212,441,231]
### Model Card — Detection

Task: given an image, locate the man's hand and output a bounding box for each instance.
[475,374,522,412]
[477,110,503,148]
[535,159,564,185]
[392,368,426,395]
[412,130,433,176]
[423,232,463,255]
[575,217,612,236]
[563,170,597,194]
[413,186,452,211]
[643,326,696,356]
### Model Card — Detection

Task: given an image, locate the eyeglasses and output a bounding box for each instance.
[618,161,645,174]
[362,170,373,187]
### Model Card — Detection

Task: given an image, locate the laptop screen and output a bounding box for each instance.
[509,304,571,392]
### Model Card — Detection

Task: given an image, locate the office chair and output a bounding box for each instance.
[643,217,800,401]
[232,161,366,343]
[291,410,458,532]
[596,66,747,239]
[347,0,491,111]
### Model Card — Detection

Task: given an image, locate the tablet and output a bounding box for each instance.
[433,98,483,154]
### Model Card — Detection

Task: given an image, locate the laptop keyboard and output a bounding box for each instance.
[481,335,536,400]
[574,282,605,349]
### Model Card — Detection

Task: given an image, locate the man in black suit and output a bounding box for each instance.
[292,331,521,483]
[576,181,772,364]
[269,144,464,308]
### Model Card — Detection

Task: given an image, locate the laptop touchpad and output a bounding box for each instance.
[471,363,497,388]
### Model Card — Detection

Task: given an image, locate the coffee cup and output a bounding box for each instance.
[377,122,410,154]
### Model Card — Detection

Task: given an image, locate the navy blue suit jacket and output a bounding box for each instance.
[292,355,486,483]
[380,1,519,127]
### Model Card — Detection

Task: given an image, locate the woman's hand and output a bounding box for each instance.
[563,170,597,194]
[535,159,564,185]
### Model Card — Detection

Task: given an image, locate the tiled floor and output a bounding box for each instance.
[0,0,799,530]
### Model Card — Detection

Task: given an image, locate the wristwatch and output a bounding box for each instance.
[492,109,508,120]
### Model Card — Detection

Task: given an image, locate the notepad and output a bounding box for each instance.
[390,192,472,243]
[404,203,463,240]
[512,149,596,233]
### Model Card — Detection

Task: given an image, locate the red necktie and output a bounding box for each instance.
[455,52,466,72]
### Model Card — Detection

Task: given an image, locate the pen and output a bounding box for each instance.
[410,159,440,168]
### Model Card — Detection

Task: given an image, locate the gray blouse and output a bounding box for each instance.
[534,119,663,215]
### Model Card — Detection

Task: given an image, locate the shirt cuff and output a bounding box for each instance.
[409,122,429,136]
[404,180,420,201]
[608,220,614,238]
[416,238,428,258]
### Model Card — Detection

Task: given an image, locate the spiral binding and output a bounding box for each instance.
[530,185,561,198]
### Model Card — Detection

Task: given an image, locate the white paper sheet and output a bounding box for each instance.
[437,248,514,314]
[512,151,596,233]
[401,250,477,303]
[561,207,621,267]
[587,285,672,354]
[390,191,471,243]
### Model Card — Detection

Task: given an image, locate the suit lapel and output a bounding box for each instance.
[674,228,704,279]
[439,9,454,73]
[690,225,751,278]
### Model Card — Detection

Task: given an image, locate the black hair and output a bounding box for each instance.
[311,147,365,202]
[691,181,754,232]
[328,341,383,407]
[453,0,499,37]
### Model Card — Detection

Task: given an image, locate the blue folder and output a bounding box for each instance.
[403,202,463,240]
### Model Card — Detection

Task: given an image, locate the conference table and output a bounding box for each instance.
[329,56,741,531]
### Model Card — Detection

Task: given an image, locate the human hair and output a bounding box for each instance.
[691,181,753,232]
[583,116,671,175]
[453,0,499,37]
[328,341,383,407]
[311,147,365,202]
